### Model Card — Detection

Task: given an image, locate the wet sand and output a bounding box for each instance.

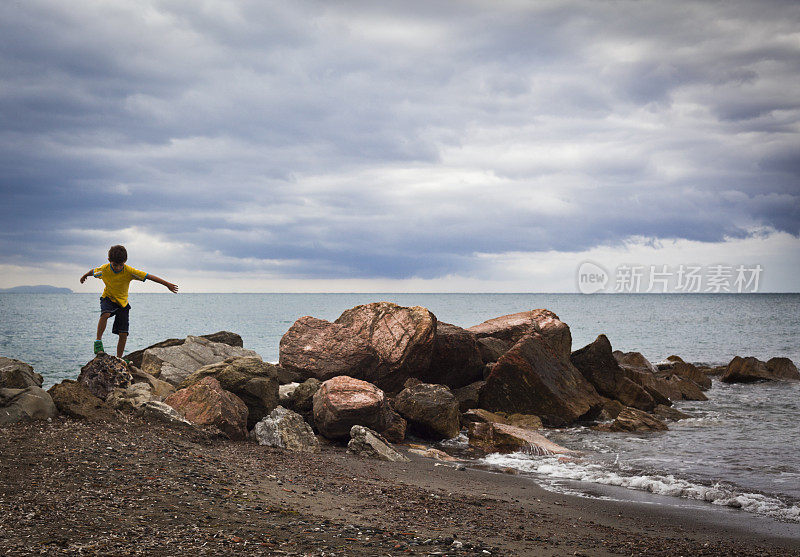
[1,417,798,556]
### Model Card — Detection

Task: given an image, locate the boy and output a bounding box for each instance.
[80,245,178,358]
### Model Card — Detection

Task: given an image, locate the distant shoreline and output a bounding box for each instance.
[0,285,72,293]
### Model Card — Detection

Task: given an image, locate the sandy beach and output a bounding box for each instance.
[1,416,798,556]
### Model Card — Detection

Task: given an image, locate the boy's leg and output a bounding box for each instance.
[117,333,128,359]
[96,313,111,340]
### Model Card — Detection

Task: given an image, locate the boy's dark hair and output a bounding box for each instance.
[108,245,128,265]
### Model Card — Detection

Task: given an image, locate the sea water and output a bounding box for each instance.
[1,292,799,524]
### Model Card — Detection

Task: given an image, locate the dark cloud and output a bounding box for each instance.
[1,0,798,280]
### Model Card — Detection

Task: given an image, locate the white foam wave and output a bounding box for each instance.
[482,452,800,523]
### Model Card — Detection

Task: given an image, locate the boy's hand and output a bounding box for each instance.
[168,283,179,293]
[80,275,87,284]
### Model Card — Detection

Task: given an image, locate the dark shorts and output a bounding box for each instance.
[100,297,131,335]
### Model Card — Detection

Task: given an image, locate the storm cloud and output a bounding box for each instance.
[1,0,798,285]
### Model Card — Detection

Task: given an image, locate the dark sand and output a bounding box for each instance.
[1,416,798,556]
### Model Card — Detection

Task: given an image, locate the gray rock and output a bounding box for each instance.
[124,331,244,368]
[279,382,300,403]
[347,425,409,462]
[106,383,154,413]
[78,353,133,400]
[0,386,57,425]
[136,400,192,426]
[393,382,460,440]
[141,336,260,386]
[0,357,43,389]
[251,406,319,452]
[48,380,115,421]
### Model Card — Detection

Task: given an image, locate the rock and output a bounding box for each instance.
[251,406,319,452]
[334,302,437,393]
[406,447,458,461]
[468,309,572,361]
[393,382,460,440]
[106,383,154,413]
[596,406,669,432]
[653,372,708,401]
[482,363,494,380]
[695,364,728,376]
[128,366,175,400]
[125,331,244,368]
[613,351,658,374]
[420,322,484,389]
[141,336,260,386]
[0,357,43,388]
[570,335,656,411]
[285,378,321,427]
[478,332,603,426]
[476,337,512,364]
[452,380,485,412]
[461,408,542,429]
[77,353,133,400]
[721,356,799,383]
[312,376,406,442]
[178,357,279,429]
[462,408,510,424]
[279,316,380,383]
[279,383,300,403]
[47,380,115,421]
[347,425,409,462]
[663,356,712,390]
[599,399,625,421]
[467,422,577,455]
[653,404,691,421]
[164,376,249,440]
[0,386,57,425]
[136,400,192,426]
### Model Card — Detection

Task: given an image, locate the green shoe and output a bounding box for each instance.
[94,340,104,354]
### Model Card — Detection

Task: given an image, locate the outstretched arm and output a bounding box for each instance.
[147,274,179,293]
[79,269,94,284]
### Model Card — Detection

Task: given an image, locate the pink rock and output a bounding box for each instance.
[164,376,248,440]
[468,309,572,360]
[312,376,406,442]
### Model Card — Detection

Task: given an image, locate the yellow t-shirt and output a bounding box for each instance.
[93,263,148,308]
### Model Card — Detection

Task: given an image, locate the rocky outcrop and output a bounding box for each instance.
[595,406,669,432]
[251,406,319,452]
[164,376,248,440]
[312,376,406,442]
[467,422,577,455]
[334,302,437,393]
[476,337,512,364]
[178,357,279,429]
[419,323,484,389]
[347,425,409,462]
[77,353,133,400]
[48,380,115,421]
[721,356,800,383]
[279,316,380,382]
[393,382,460,440]
[141,336,260,386]
[452,380,484,412]
[125,331,243,368]
[0,357,43,389]
[468,309,572,361]
[570,335,656,411]
[106,383,154,413]
[0,386,57,425]
[478,332,603,426]
[661,356,712,390]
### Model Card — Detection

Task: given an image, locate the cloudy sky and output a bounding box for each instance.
[1,0,798,292]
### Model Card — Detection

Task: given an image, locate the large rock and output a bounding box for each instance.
[0,357,43,389]
[468,309,572,361]
[279,316,380,382]
[596,407,669,433]
[662,356,712,390]
[136,400,192,426]
[106,383,154,413]
[652,372,708,401]
[178,357,279,429]
[467,422,577,455]
[476,337,512,364]
[48,380,115,421]
[721,356,800,383]
[128,366,175,400]
[0,387,57,425]
[478,332,603,426]
[141,336,260,386]
[570,335,656,411]
[393,382,460,440]
[614,354,704,403]
[251,406,319,452]
[452,380,485,412]
[419,322,484,389]
[164,376,248,440]
[613,351,659,374]
[312,376,406,442]
[462,408,542,429]
[334,302,437,393]
[125,331,244,368]
[347,425,409,462]
[77,353,133,400]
